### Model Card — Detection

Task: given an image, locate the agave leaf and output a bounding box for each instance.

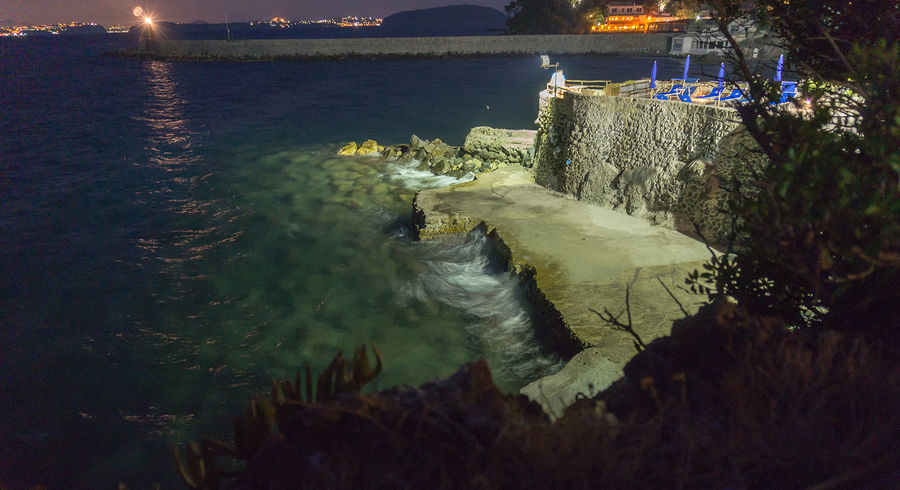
[352,345,370,388]
[367,344,383,382]
[304,365,313,403]
[350,344,383,390]
[185,442,205,487]
[233,397,275,460]
[282,379,296,402]
[271,379,283,406]
[335,352,349,392]
[316,359,336,402]
[258,397,276,428]
[171,445,199,488]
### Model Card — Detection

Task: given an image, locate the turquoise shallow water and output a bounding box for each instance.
[0,36,694,486]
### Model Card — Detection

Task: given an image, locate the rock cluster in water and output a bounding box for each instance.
[338,127,537,179]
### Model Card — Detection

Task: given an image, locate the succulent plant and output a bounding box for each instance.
[272,344,382,406]
[172,344,383,487]
[171,441,213,489]
[232,396,276,460]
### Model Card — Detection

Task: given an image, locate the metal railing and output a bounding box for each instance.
[546,79,612,97]
[563,79,611,92]
[545,77,754,107]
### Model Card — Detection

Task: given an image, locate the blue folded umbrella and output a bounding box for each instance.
[773,81,798,104]
[678,86,697,103]
[774,54,784,82]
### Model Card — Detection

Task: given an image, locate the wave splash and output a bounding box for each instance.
[384,159,474,190]
[395,229,562,390]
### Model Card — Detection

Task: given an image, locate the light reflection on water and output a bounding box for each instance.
[137,61,196,155]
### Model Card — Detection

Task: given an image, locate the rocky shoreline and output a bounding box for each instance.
[336,126,537,178]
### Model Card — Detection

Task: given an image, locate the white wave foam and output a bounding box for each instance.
[396,231,562,388]
[384,160,474,191]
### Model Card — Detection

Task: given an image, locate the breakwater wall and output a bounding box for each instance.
[135,33,672,60]
[533,92,768,241]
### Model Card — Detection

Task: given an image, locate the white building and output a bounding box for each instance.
[669,17,757,56]
[606,3,645,15]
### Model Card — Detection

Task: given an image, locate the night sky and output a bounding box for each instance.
[0,0,510,25]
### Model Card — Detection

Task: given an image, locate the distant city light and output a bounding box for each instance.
[0,21,107,37]
[0,14,384,37]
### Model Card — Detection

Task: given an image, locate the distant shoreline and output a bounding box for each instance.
[109,34,674,61]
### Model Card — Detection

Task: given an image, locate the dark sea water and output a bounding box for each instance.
[0,35,692,487]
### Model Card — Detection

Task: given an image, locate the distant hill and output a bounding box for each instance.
[190,20,209,24]
[380,5,508,36]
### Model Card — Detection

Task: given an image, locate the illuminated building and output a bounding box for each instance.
[591,3,687,33]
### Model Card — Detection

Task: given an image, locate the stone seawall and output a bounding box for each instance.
[136,34,671,60]
[533,93,768,241]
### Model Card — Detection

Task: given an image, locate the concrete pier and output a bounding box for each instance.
[129,33,672,61]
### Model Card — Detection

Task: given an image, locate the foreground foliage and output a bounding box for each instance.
[688,0,900,337]
[171,345,382,489]
[174,302,900,488]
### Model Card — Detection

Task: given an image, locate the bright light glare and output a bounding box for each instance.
[144,17,153,25]
[133,6,144,17]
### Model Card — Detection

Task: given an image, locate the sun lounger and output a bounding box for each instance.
[715,88,747,103]
[695,86,724,100]
[654,84,683,100]
[678,85,697,103]
[774,81,798,104]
